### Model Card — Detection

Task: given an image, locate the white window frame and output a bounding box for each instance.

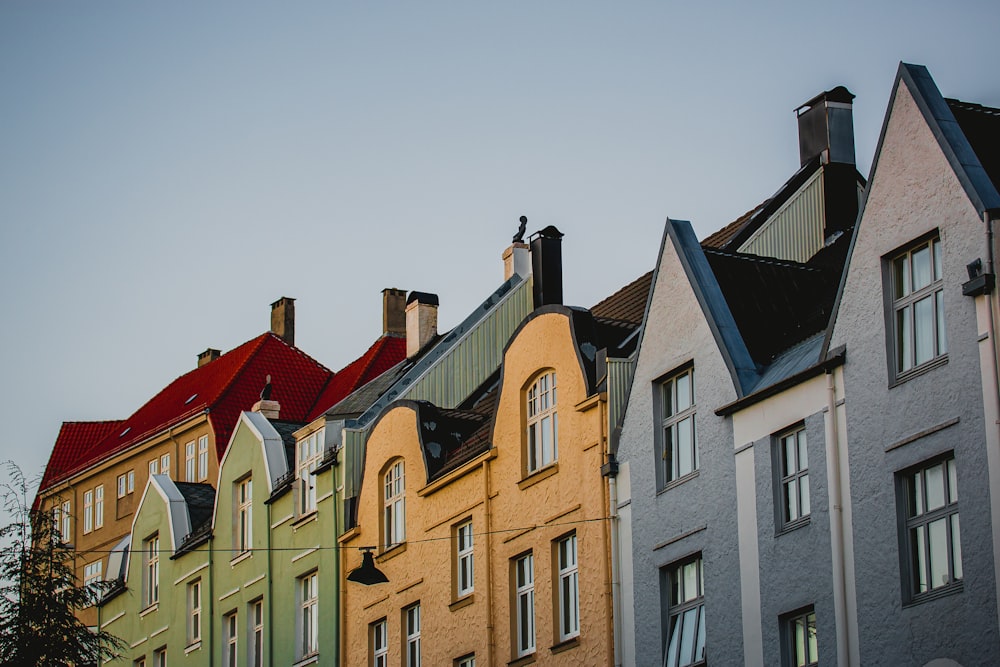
[557,533,579,641]
[185,441,196,482]
[371,618,388,667]
[84,559,103,587]
[198,435,209,481]
[223,611,238,667]
[514,552,535,658]
[889,235,946,381]
[384,460,405,549]
[526,371,558,473]
[405,602,421,667]
[298,572,318,658]
[249,599,263,667]
[60,500,71,541]
[456,656,475,667]
[153,647,166,667]
[127,470,135,493]
[160,453,170,479]
[659,365,697,486]
[144,535,159,607]
[663,554,705,667]
[95,484,104,529]
[188,579,202,645]
[777,426,810,531]
[83,489,93,534]
[456,520,474,598]
[149,459,158,477]
[297,428,324,515]
[783,607,818,667]
[118,473,128,498]
[900,454,962,602]
[236,477,252,554]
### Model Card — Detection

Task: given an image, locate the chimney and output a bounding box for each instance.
[405,292,439,358]
[503,243,531,281]
[252,374,280,419]
[796,85,856,167]
[530,225,564,309]
[197,348,221,368]
[382,288,407,336]
[270,297,295,346]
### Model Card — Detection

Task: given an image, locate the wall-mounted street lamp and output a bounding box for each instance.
[347,547,389,585]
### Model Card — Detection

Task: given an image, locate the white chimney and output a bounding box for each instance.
[405,292,439,358]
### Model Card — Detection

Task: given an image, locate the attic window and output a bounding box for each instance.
[185,393,199,405]
[119,427,131,437]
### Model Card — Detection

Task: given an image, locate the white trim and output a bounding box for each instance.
[244,573,266,588]
[101,611,125,628]
[130,637,148,649]
[315,490,334,504]
[173,562,209,586]
[734,447,763,667]
[218,587,240,602]
[149,625,169,638]
[291,547,320,563]
[271,513,294,529]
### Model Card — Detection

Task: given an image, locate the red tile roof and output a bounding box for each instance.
[590,271,653,325]
[39,333,333,492]
[306,334,407,421]
[700,202,768,249]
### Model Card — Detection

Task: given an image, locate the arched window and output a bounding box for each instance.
[383,460,405,548]
[526,371,558,473]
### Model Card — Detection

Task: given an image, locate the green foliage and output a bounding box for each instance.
[0,462,123,666]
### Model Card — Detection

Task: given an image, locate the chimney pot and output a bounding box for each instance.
[795,86,856,167]
[382,288,407,336]
[270,297,296,346]
[405,292,439,358]
[503,242,531,281]
[197,348,221,368]
[530,225,564,309]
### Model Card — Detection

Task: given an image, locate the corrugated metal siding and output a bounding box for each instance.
[343,427,365,499]
[606,357,635,438]
[403,278,533,407]
[738,170,825,262]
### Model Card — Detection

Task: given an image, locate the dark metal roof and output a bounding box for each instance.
[947,98,1000,195]
[172,482,216,535]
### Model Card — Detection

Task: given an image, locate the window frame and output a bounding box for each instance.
[298,571,319,659]
[885,233,947,384]
[662,553,706,667]
[455,520,474,599]
[897,452,963,604]
[149,459,158,477]
[187,579,202,645]
[249,599,263,667]
[455,655,475,667]
[83,489,93,534]
[404,602,421,667]
[160,453,170,478]
[185,441,196,482]
[774,425,810,533]
[555,532,580,642]
[296,427,324,516]
[223,610,238,667]
[143,534,159,608]
[152,647,166,667]
[84,559,103,587]
[525,371,558,474]
[371,618,388,667]
[95,484,104,529]
[513,551,536,659]
[60,500,71,541]
[383,460,405,550]
[198,435,209,481]
[656,364,698,489]
[780,606,818,667]
[236,476,253,554]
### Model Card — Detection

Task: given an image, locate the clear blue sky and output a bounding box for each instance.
[1,1,998,512]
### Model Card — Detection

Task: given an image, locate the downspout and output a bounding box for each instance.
[483,457,495,667]
[603,396,623,667]
[983,209,1000,628]
[825,370,849,667]
[208,536,215,666]
[266,500,274,667]
[334,458,342,667]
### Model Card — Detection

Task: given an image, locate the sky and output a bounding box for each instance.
[1,1,998,521]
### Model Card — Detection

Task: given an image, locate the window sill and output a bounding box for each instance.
[508,653,536,666]
[292,653,319,667]
[518,463,559,490]
[449,594,475,612]
[377,542,407,562]
[292,511,318,529]
[903,581,963,608]
[657,469,699,495]
[890,354,948,388]
[184,640,202,655]
[550,636,579,654]
[230,550,253,567]
[776,515,810,536]
[139,603,159,617]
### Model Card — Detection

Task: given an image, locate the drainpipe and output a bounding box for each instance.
[266,500,274,666]
[983,209,1000,628]
[483,457,495,667]
[602,395,623,667]
[208,535,215,666]
[825,370,849,667]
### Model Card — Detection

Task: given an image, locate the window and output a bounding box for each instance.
[556,533,579,641]
[118,474,127,498]
[405,603,421,667]
[384,460,405,549]
[83,489,93,534]
[371,618,388,667]
[160,453,170,479]
[889,235,946,379]
[456,656,475,667]
[298,572,318,658]
[660,366,697,485]
[153,647,166,667]
[777,427,809,530]
[134,658,146,667]
[198,436,209,481]
[143,534,159,607]
[149,459,159,477]
[513,552,535,658]
[526,371,558,473]
[782,607,817,667]
[84,560,103,587]
[128,470,135,493]
[249,600,263,667]
[899,454,962,602]
[185,441,196,481]
[95,484,104,529]
[236,477,252,554]
[663,555,705,667]
[224,611,238,667]
[55,500,71,541]
[456,520,474,598]
[188,580,202,645]
[297,428,324,514]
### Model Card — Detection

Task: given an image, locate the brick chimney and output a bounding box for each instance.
[270,297,295,346]
[197,348,221,368]
[405,292,439,358]
[503,243,531,281]
[382,288,407,336]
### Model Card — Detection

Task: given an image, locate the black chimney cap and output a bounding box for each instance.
[797,86,855,114]
[530,225,564,241]
[406,291,440,306]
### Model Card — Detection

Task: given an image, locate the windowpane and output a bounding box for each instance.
[936,290,947,355]
[913,296,935,365]
[912,526,928,593]
[676,373,691,412]
[800,475,810,517]
[785,479,799,522]
[898,306,912,371]
[925,463,945,511]
[928,518,949,589]
[894,255,909,299]
[912,244,932,290]
[952,514,963,580]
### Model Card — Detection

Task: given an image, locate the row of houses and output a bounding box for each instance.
[36,62,1000,666]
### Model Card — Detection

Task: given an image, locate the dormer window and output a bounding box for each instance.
[526,371,558,474]
[296,427,324,515]
[383,460,405,549]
